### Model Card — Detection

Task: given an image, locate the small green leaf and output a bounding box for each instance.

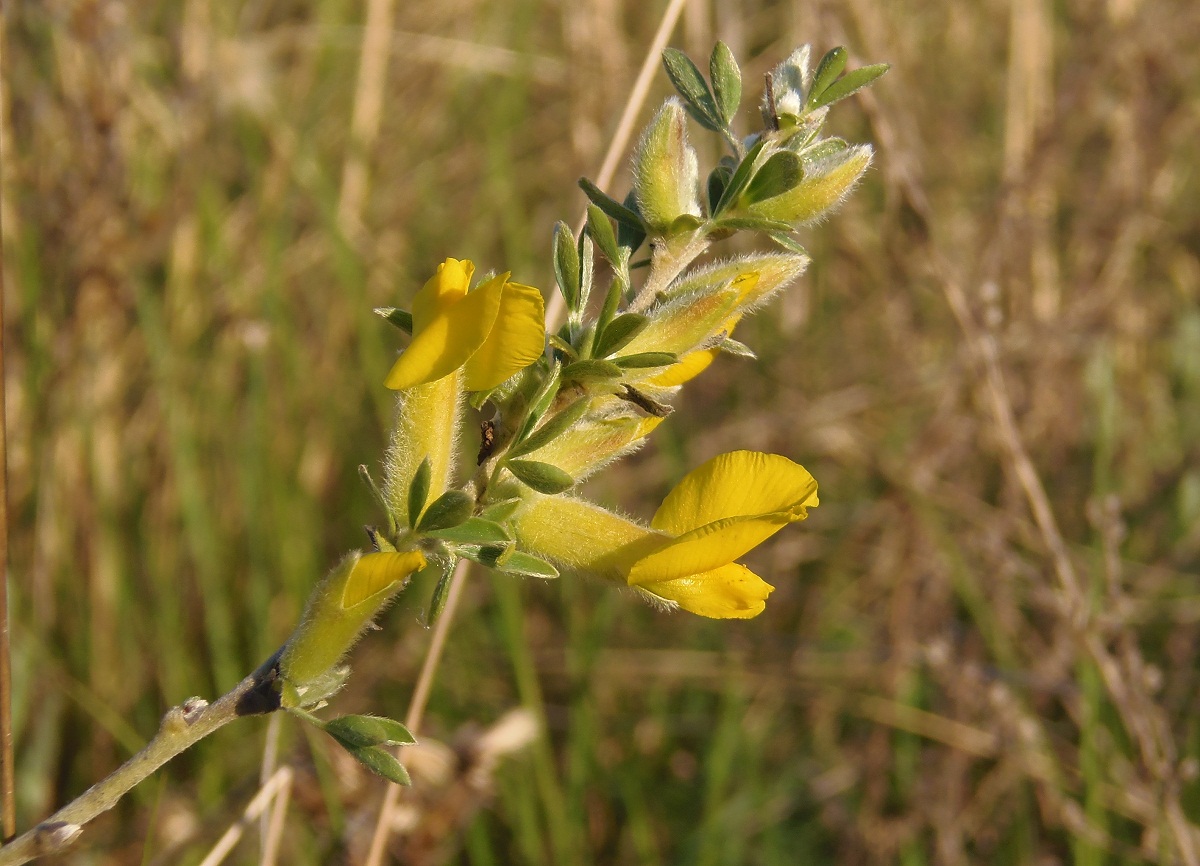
[407,457,431,529]
[426,563,454,625]
[743,151,804,204]
[718,337,756,359]
[613,352,678,369]
[374,307,413,334]
[616,191,647,252]
[553,221,580,312]
[768,231,809,255]
[516,363,562,442]
[325,714,416,748]
[809,63,889,110]
[562,359,623,382]
[713,137,767,215]
[707,165,732,213]
[426,517,510,545]
[499,551,560,579]
[509,398,592,459]
[709,41,742,125]
[547,333,578,361]
[345,744,412,785]
[586,205,621,268]
[661,48,722,131]
[593,313,649,359]
[480,498,522,522]
[416,490,474,533]
[458,543,515,569]
[807,47,847,109]
[577,233,595,315]
[711,216,796,233]
[507,459,575,494]
[578,178,644,231]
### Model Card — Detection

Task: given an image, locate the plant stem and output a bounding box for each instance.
[0,653,283,865]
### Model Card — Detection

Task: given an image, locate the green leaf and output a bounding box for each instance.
[345,744,412,785]
[458,543,515,569]
[743,151,804,204]
[426,562,454,626]
[661,48,722,131]
[616,191,647,253]
[707,164,732,214]
[586,205,621,268]
[577,233,595,315]
[374,306,413,335]
[498,551,560,579]
[711,216,796,233]
[507,459,575,494]
[718,337,756,359]
[480,498,522,522]
[578,177,644,231]
[768,231,809,255]
[407,457,431,529]
[593,313,649,359]
[426,517,510,545]
[325,714,416,748]
[561,359,623,382]
[713,136,767,216]
[613,352,678,369]
[709,41,742,125]
[553,221,580,313]
[809,63,889,110]
[547,334,578,361]
[509,398,592,459]
[807,47,847,109]
[416,490,474,533]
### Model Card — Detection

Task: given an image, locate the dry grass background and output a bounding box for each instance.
[4,0,1200,863]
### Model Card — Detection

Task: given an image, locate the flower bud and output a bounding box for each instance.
[520,397,663,481]
[632,98,701,233]
[383,374,462,526]
[662,252,810,309]
[746,144,872,225]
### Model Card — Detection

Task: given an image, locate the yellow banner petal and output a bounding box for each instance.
[341,550,427,609]
[385,276,503,389]
[646,347,718,387]
[641,563,773,619]
[651,451,818,534]
[628,512,794,584]
[412,258,473,333]
[462,279,546,391]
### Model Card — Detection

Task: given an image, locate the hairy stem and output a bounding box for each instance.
[0,653,283,865]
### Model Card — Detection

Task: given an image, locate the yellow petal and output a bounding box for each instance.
[385,274,503,389]
[641,563,773,619]
[462,279,546,391]
[647,347,718,387]
[341,550,427,609]
[628,512,794,583]
[651,451,817,535]
[412,258,474,333]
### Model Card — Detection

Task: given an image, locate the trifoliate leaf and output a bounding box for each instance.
[809,63,889,111]
[709,41,742,125]
[661,48,722,131]
[507,459,575,494]
[807,47,847,110]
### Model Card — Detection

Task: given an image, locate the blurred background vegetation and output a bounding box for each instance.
[4,0,1200,863]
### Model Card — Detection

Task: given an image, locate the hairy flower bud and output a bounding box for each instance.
[747,145,872,225]
[632,98,702,232]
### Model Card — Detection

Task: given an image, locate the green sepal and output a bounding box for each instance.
[324,714,416,749]
[497,550,560,579]
[809,62,889,111]
[562,359,623,383]
[613,352,678,369]
[807,47,847,110]
[743,151,804,204]
[407,457,431,529]
[425,517,510,545]
[507,459,575,494]
[661,47,722,131]
[553,221,581,313]
[344,744,412,786]
[586,205,621,269]
[593,313,649,359]
[709,41,742,125]
[374,306,413,335]
[508,398,591,459]
[416,490,474,533]
[578,177,644,232]
[713,137,767,216]
[480,498,522,522]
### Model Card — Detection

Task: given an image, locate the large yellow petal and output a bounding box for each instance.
[641,563,773,619]
[385,275,503,389]
[412,258,474,333]
[341,550,427,609]
[462,279,546,391]
[628,512,795,584]
[651,451,818,534]
[647,347,718,387]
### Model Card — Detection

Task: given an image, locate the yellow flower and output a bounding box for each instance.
[512,451,818,619]
[385,258,546,392]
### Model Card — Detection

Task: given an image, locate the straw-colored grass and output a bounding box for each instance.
[4,0,1200,862]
